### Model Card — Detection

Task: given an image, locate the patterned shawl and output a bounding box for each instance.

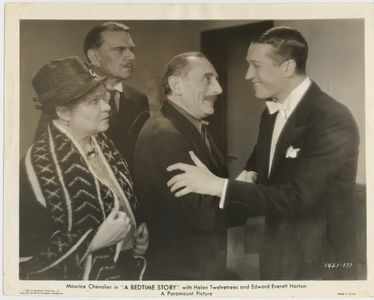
[20,121,145,280]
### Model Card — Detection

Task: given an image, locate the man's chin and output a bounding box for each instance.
[204,108,215,118]
[254,91,269,100]
[116,71,133,80]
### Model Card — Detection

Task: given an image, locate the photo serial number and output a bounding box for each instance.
[324,262,353,269]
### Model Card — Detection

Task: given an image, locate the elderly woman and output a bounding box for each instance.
[19,56,148,280]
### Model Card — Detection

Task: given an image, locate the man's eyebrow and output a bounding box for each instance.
[205,72,218,78]
[112,44,135,49]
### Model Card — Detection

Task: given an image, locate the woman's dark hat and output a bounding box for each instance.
[32,56,107,109]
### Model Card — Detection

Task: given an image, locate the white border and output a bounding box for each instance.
[2,1,374,299]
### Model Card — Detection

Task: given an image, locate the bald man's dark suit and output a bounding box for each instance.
[133,101,242,280]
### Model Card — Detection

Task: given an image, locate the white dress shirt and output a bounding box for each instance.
[267,77,311,175]
[111,82,124,111]
[219,77,311,209]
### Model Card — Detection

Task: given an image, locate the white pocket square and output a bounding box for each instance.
[286,146,300,158]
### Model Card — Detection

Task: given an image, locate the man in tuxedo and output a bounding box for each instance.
[167,27,360,280]
[34,22,149,167]
[133,52,242,279]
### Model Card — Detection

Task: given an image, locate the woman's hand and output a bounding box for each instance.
[132,223,149,256]
[90,209,131,253]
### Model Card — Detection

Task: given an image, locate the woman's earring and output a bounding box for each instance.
[64,120,70,127]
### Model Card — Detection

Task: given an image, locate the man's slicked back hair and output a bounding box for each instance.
[83,22,130,62]
[253,26,308,74]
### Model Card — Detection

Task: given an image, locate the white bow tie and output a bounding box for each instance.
[266,101,288,119]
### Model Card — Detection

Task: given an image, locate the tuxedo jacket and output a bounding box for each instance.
[133,101,241,280]
[34,84,149,169]
[225,82,360,280]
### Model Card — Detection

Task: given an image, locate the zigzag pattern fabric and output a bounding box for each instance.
[20,122,141,280]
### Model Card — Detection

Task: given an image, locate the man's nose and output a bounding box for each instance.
[245,64,255,80]
[211,78,223,95]
[124,49,135,60]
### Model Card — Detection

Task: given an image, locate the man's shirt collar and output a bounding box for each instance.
[266,77,311,119]
[113,82,123,93]
[167,100,208,134]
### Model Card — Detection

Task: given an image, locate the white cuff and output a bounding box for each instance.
[219,179,229,209]
[246,171,258,183]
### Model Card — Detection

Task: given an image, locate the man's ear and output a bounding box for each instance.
[87,49,101,67]
[283,59,297,77]
[168,75,182,96]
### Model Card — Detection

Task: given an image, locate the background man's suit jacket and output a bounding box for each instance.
[134,101,241,280]
[225,82,360,280]
[105,84,149,168]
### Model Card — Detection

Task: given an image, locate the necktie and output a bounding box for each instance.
[266,101,288,119]
[277,103,288,119]
[201,123,211,151]
[109,90,119,124]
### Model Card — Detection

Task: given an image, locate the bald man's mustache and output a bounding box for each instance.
[204,95,219,101]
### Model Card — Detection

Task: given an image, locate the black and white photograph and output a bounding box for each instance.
[3,3,373,297]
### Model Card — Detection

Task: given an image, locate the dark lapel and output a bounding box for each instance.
[207,131,227,177]
[269,81,321,179]
[121,82,134,98]
[257,110,278,183]
[107,86,132,136]
[118,82,133,112]
[161,101,224,176]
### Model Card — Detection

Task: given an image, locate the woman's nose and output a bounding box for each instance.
[102,98,112,111]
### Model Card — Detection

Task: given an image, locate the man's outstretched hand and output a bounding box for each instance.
[167,151,226,197]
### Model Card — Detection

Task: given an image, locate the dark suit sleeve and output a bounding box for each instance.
[225,107,359,218]
[145,128,223,232]
[245,110,270,172]
[127,86,149,112]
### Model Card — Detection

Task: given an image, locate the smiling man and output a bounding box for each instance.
[167,27,360,280]
[133,52,243,279]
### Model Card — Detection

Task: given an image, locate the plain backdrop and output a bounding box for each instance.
[20,19,365,183]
